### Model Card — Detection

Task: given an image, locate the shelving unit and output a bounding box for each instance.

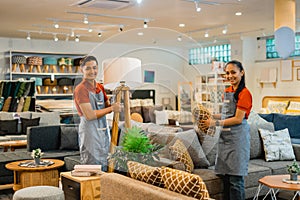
[5,50,86,100]
[195,62,230,114]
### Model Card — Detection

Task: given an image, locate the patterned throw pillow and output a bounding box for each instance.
[266,100,289,114]
[127,161,164,187]
[169,139,194,173]
[192,103,215,136]
[160,166,210,200]
[259,128,295,161]
[286,101,300,115]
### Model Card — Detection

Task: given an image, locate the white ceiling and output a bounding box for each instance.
[0,0,299,45]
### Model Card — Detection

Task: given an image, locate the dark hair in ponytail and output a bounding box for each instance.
[80,55,98,67]
[225,60,245,101]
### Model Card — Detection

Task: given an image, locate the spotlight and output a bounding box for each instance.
[204,31,209,38]
[53,34,58,42]
[26,32,31,40]
[54,22,59,29]
[75,35,80,42]
[83,15,89,24]
[88,27,93,32]
[119,27,123,32]
[195,1,201,12]
[98,32,102,37]
[143,21,148,28]
[65,34,69,42]
[136,0,142,4]
[177,35,182,41]
[70,30,75,37]
[222,26,227,34]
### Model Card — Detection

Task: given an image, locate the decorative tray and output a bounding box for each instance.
[18,160,54,168]
[282,178,300,184]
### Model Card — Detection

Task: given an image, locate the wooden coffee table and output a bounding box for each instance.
[5,159,64,191]
[0,140,27,152]
[253,174,300,200]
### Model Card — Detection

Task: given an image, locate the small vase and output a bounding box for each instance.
[290,173,298,181]
[34,157,41,165]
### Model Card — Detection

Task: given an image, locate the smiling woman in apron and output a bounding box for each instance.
[74,56,121,172]
[205,60,252,200]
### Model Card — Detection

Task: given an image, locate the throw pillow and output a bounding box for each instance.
[59,126,79,150]
[169,139,194,173]
[127,161,164,187]
[266,100,289,114]
[247,111,275,159]
[130,112,143,123]
[160,166,210,200]
[285,101,300,115]
[20,117,40,134]
[192,103,215,136]
[148,129,210,169]
[0,119,18,135]
[259,128,295,161]
[154,110,169,125]
[31,111,60,125]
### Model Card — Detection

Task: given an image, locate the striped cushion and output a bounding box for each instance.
[161,166,210,200]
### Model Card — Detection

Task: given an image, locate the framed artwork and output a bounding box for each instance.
[280,60,293,81]
[144,70,155,83]
[297,69,300,80]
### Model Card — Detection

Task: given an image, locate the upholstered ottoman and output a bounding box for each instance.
[13,186,64,200]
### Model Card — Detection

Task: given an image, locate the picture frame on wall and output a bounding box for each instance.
[144,70,155,83]
[280,60,293,81]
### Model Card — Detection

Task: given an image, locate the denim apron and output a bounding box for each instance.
[215,92,250,176]
[78,90,110,171]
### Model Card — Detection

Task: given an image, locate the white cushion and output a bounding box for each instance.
[154,110,168,125]
[259,128,295,161]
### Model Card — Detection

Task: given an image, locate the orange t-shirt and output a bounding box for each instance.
[225,86,252,119]
[74,80,108,116]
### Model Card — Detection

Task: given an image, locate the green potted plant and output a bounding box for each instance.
[287,161,300,181]
[108,126,163,173]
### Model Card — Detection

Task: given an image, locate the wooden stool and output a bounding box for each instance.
[13,186,64,200]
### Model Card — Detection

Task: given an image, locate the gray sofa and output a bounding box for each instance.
[98,112,300,200]
[0,124,80,186]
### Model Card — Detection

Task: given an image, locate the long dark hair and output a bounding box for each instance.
[225,60,245,101]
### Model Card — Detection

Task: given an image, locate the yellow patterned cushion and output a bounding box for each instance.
[286,101,300,115]
[161,166,210,200]
[127,161,164,187]
[169,139,194,173]
[266,100,289,114]
[192,103,215,136]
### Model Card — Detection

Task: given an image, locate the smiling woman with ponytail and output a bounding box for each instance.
[204,60,252,200]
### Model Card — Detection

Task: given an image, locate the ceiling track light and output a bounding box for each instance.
[119,26,124,32]
[65,34,69,42]
[222,26,228,34]
[195,1,201,12]
[53,34,58,42]
[88,27,93,33]
[83,15,89,24]
[136,0,142,4]
[143,20,148,28]
[98,32,102,37]
[75,35,80,42]
[177,35,182,41]
[70,29,75,37]
[204,31,209,38]
[26,32,31,40]
[54,22,59,29]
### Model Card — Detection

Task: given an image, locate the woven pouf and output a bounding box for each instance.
[13,186,64,200]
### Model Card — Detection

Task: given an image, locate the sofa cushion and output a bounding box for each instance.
[272,113,300,138]
[200,131,219,167]
[31,111,60,125]
[0,119,18,135]
[160,166,210,200]
[259,128,295,161]
[250,159,295,175]
[248,111,274,159]
[21,117,40,134]
[169,139,194,173]
[59,126,79,150]
[127,161,164,187]
[148,129,210,168]
[154,110,169,125]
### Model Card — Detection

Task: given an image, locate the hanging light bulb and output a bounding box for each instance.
[83,15,89,24]
[75,35,80,42]
[26,32,31,40]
